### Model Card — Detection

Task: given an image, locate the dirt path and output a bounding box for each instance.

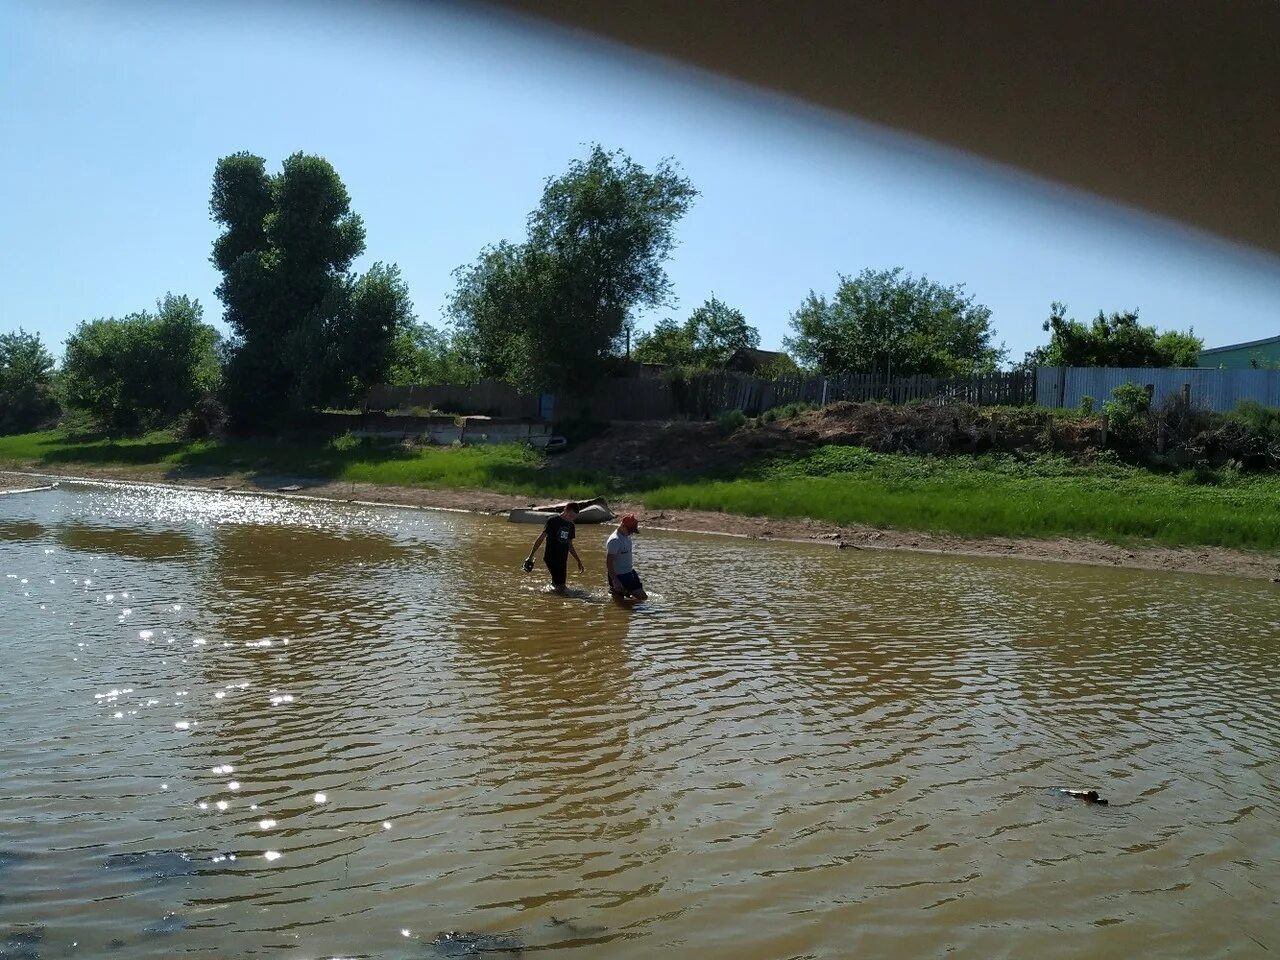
[3,465,1279,583]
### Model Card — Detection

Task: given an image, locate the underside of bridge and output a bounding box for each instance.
[489,0,1279,258]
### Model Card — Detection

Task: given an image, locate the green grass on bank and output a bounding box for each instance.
[644,446,1280,551]
[0,429,608,499]
[3,430,1280,552]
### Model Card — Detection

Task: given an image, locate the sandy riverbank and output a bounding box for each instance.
[3,464,1279,583]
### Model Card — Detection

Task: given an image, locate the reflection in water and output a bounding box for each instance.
[55,522,198,562]
[0,520,46,542]
[0,482,1277,958]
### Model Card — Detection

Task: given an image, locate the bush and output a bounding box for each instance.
[1078,395,1095,415]
[717,409,748,434]
[1226,400,1280,442]
[1192,401,1280,470]
[761,401,817,423]
[62,294,221,434]
[1102,383,1153,450]
[178,397,229,440]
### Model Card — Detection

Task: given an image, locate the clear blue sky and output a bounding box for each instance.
[4,0,1279,363]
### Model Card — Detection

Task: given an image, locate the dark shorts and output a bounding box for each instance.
[544,552,568,588]
[613,570,643,595]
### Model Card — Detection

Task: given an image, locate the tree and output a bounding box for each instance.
[211,151,412,423]
[634,317,695,366]
[636,296,761,368]
[688,296,759,366]
[389,322,478,386]
[756,352,801,378]
[1024,302,1202,367]
[449,145,697,393]
[61,294,220,433]
[0,329,59,434]
[784,268,1004,378]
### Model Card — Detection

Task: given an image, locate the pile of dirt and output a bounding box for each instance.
[554,402,1106,477]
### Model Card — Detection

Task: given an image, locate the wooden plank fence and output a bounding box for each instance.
[764,371,1035,408]
[366,369,1037,422]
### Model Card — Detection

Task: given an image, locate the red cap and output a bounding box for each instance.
[620,514,639,530]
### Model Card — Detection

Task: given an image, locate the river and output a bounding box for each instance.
[1,481,1277,958]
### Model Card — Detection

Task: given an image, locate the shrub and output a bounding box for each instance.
[760,401,817,422]
[178,397,229,440]
[1102,382,1153,450]
[717,409,748,434]
[1078,395,1095,415]
[62,294,221,434]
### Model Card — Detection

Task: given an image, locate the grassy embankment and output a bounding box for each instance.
[3,429,1280,551]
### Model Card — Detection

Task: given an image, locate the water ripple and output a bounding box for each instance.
[0,482,1277,958]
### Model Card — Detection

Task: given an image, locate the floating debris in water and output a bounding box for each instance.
[258,819,277,830]
[429,930,525,957]
[313,792,327,804]
[173,721,191,731]
[382,821,392,830]
[1057,788,1109,805]
[548,916,608,936]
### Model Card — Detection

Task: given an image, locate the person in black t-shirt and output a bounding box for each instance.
[523,501,583,593]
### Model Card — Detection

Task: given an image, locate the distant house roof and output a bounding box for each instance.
[726,347,787,372]
[1201,334,1280,355]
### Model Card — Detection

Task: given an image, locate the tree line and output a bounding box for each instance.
[1,145,1205,437]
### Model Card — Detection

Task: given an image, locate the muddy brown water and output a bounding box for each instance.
[1,481,1277,958]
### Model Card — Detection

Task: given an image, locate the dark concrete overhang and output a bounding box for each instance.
[488,0,1280,257]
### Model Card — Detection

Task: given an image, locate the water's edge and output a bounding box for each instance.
[4,466,1279,583]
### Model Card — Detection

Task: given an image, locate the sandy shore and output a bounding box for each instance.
[3,465,1279,583]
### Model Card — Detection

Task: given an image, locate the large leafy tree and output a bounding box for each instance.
[1024,302,1202,367]
[636,296,760,368]
[449,145,697,393]
[0,329,59,434]
[633,318,694,367]
[61,294,220,433]
[389,322,478,386]
[784,267,1005,378]
[211,152,413,422]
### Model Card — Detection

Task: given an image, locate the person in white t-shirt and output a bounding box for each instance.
[605,514,646,601]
